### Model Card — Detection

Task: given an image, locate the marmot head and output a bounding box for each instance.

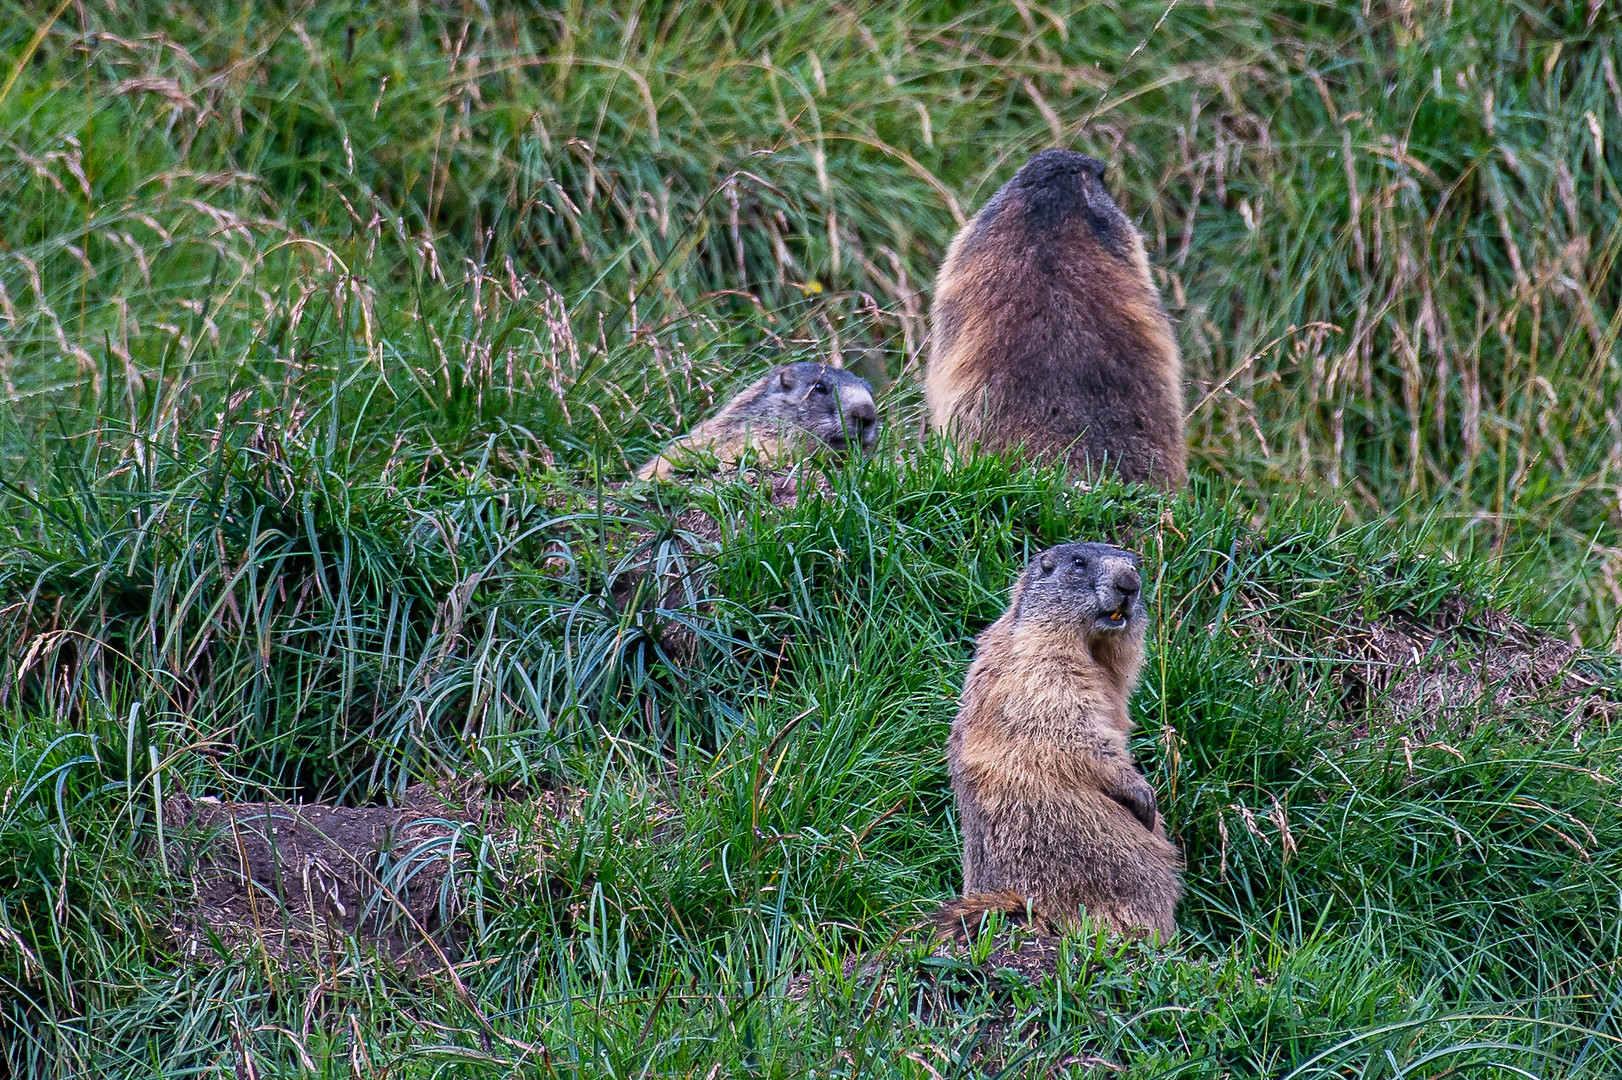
[761,362,879,455]
[1012,541,1145,642]
[963,148,1136,264]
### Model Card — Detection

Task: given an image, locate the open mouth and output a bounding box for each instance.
[1097,607,1130,628]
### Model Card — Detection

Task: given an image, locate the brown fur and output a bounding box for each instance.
[637,362,876,481]
[926,150,1186,488]
[942,541,1182,941]
[932,890,1045,940]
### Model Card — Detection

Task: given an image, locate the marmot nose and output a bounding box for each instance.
[848,401,878,443]
[1111,568,1140,597]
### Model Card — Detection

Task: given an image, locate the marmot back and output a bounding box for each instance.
[940,541,1182,940]
[926,150,1186,488]
[637,362,878,481]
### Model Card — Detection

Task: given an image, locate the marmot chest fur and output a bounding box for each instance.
[926,149,1186,488]
[942,541,1182,939]
[637,362,878,481]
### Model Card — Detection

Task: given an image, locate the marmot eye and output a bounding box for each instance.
[1073,555,1087,568]
[812,380,829,394]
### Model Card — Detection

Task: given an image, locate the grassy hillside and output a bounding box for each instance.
[0,1,1619,1076]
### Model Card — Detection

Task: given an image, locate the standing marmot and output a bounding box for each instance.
[939,541,1182,940]
[925,150,1186,488]
[637,362,878,481]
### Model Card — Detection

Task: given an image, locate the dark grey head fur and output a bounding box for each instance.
[734,362,879,454]
[1014,541,1145,639]
[956,149,1136,265]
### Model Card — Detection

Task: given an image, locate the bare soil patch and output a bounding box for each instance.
[161,785,507,968]
[1337,599,1615,736]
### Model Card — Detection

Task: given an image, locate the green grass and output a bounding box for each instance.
[1,1,1620,1076]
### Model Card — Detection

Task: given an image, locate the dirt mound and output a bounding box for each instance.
[161,786,497,968]
[1338,599,1615,735]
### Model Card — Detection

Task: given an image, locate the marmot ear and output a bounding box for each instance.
[1038,552,1056,575]
[778,367,797,392]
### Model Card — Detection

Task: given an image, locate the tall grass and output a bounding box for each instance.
[1,1,1620,1076]
[3,2,1619,632]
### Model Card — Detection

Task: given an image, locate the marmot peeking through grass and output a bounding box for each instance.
[636,362,878,481]
[925,150,1186,488]
[938,541,1182,941]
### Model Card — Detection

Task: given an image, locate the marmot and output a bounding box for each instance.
[938,541,1182,940]
[925,149,1186,488]
[636,362,878,481]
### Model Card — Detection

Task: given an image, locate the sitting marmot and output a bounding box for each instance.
[925,149,1186,488]
[636,362,878,481]
[938,541,1182,940]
